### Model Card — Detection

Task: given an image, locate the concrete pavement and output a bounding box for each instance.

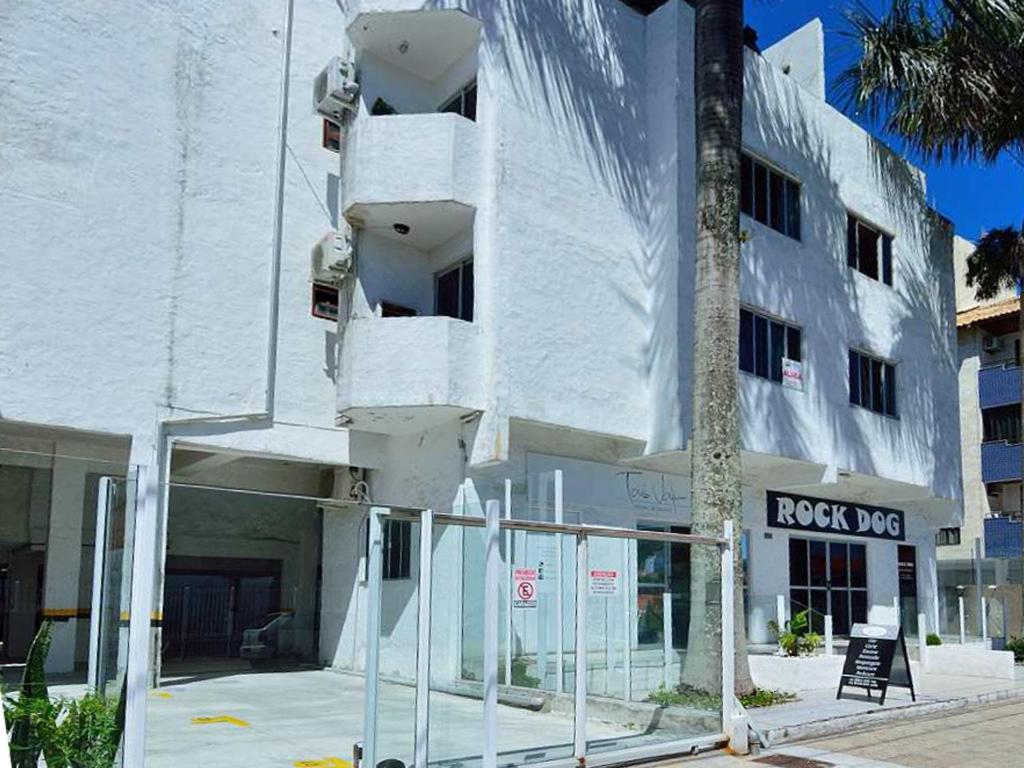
[655,698,1024,768]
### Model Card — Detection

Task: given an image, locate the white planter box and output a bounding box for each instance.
[923,645,1016,679]
[749,654,846,693]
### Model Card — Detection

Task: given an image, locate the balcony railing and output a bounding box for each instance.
[981,441,1023,484]
[979,364,1021,409]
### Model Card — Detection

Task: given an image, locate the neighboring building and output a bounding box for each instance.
[1,0,959,716]
[945,235,1024,641]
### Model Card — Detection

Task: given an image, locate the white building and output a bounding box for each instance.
[1,0,959,716]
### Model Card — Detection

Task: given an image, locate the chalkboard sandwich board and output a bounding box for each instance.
[836,623,915,706]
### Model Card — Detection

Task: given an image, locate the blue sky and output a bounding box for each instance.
[745,0,1022,242]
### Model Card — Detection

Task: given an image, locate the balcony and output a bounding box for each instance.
[981,441,1023,484]
[344,113,479,250]
[984,516,1023,558]
[979,364,1021,409]
[337,316,485,434]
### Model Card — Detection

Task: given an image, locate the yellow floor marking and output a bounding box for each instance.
[151,692,172,699]
[191,715,250,728]
[293,759,351,768]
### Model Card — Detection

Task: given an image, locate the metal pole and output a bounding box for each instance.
[958,595,966,644]
[123,462,160,767]
[622,537,632,702]
[362,508,386,768]
[974,537,984,637]
[662,591,673,688]
[504,478,513,687]
[776,593,787,630]
[483,500,500,768]
[917,612,928,669]
[573,532,589,759]
[87,477,112,691]
[414,510,434,768]
[722,521,735,746]
[554,469,564,693]
[824,614,834,657]
[981,596,989,644]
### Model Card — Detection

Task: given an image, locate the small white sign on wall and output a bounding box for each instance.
[782,358,803,390]
[589,569,620,596]
[513,567,538,608]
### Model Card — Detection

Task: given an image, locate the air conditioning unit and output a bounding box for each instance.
[310,229,353,285]
[314,57,359,123]
[983,336,1004,353]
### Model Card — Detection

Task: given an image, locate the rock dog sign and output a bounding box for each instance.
[767,490,905,542]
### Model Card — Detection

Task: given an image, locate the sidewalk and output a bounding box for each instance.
[748,667,1024,746]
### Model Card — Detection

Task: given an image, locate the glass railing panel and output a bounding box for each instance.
[584,531,723,756]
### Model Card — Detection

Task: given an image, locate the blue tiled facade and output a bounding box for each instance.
[979,365,1021,409]
[984,517,1024,558]
[981,441,1023,484]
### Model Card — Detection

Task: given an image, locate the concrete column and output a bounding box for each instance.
[42,449,89,674]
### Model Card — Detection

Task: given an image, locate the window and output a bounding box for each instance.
[311,283,339,321]
[936,527,962,546]
[636,524,690,649]
[740,153,801,239]
[322,119,341,152]
[789,537,867,635]
[847,214,893,285]
[983,404,1021,443]
[380,301,417,318]
[739,308,801,384]
[435,258,473,321]
[364,519,412,581]
[439,80,477,121]
[849,349,898,417]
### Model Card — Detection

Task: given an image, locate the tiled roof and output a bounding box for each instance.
[957,296,1019,327]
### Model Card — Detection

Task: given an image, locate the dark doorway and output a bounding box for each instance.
[789,537,867,636]
[898,544,919,636]
[162,557,281,660]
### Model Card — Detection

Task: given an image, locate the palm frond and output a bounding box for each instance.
[965,226,1024,300]
[838,0,1024,163]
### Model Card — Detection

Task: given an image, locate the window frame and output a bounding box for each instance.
[438,79,477,121]
[434,257,474,322]
[363,517,413,582]
[936,527,962,547]
[848,348,899,418]
[740,152,802,241]
[739,306,803,385]
[311,282,340,321]
[847,212,894,286]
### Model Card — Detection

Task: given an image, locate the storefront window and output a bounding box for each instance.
[636,524,690,649]
[788,537,867,635]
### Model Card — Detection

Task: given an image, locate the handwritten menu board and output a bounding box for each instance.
[837,624,916,706]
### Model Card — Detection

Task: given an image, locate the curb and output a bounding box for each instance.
[760,686,1024,746]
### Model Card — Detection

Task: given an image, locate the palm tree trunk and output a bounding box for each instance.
[684,0,754,696]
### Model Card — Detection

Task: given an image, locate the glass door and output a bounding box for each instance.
[789,538,867,635]
[898,544,918,636]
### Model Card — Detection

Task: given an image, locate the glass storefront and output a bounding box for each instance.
[788,537,868,635]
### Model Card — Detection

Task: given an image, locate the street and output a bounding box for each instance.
[677,698,1024,768]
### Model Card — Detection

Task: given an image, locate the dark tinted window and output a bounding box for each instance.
[739,307,802,385]
[848,214,893,285]
[740,153,800,239]
[436,267,461,318]
[850,349,897,417]
[983,404,1021,443]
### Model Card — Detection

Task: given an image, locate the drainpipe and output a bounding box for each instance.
[148,0,296,684]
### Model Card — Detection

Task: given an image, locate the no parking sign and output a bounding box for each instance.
[513,568,538,609]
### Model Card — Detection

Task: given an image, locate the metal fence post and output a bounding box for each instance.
[958,594,966,644]
[414,510,434,768]
[362,508,386,768]
[573,531,589,758]
[662,591,673,688]
[484,500,500,768]
[87,477,112,691]
[824,614,834,657]
[504,479,513,688]
[721,521,736,748]
[554,469,565,693]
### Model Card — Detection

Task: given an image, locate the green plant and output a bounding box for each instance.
[926,633,943,646]
[5,619,53,767]
[510,656,541,689]
[767,609,822,657]
[4,621,127,767]
[1006,636,1024,664]
[646,683,796,710]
